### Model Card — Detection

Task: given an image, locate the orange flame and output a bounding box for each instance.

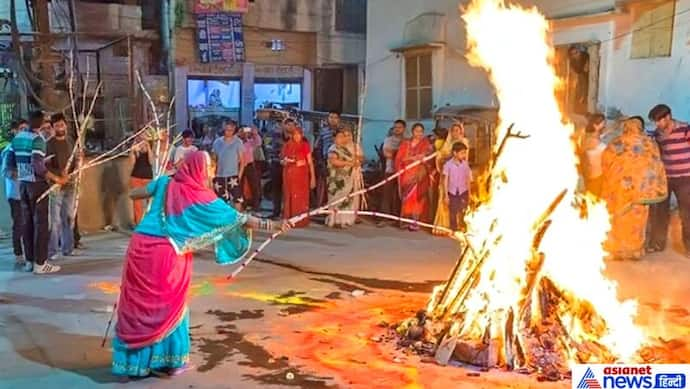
[429,0,643,363]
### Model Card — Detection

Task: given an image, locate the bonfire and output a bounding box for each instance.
[401,0,644,377]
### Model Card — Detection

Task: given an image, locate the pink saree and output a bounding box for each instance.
[116,235,192,349]
[115,151,250,350]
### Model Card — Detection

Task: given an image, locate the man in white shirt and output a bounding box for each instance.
[173,130,198,169]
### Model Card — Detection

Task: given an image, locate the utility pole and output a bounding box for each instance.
[33,0,57,108]
[160,0,175,133]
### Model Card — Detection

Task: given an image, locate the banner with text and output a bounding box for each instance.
[573,364,689,389]
[194,0,249,14]
[196,13,245,64]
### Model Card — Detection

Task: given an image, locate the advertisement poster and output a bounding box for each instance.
[196,13,245,64]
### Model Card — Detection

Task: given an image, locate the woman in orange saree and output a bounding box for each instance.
[395,123,434,231]
[281,127,316,228]
[601,117,667,260]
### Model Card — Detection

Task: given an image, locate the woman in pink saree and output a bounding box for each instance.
[112,151,289,378]
[395,123,434,230]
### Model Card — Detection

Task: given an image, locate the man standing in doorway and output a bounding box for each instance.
[212,120,245,209]
[46,113,79,260]
[647,104,690,257]
[568,45,589,115]
[314,111,340,207]
[9,111,66,274]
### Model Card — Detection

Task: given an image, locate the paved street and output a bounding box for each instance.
[1,219,689,389]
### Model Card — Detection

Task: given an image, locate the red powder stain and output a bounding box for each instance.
[261,293,571,389]
[262,293,443,388]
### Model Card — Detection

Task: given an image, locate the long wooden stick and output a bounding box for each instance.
[136,70,162,174]
[287,151,438,226]
[36,118,162,203]
[100,302,117,348]
[226,209,466,280]
[70,56,94,227]
[225,153,446,280]
[156,132,183,178]
[156,96,176,177]
[353,78,368,209]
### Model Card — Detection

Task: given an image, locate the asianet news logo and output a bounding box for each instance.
[573,365,689,389]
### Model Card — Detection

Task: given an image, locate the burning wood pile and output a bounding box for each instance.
[397,0,645,378]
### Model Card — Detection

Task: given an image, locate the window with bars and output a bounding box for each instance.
[405,53,433,120]
[335,0,367,34]
[631,0,675,59]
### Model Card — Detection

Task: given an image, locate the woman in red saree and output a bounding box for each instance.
[281,127,316,227]
[395,123,434,231]
[112,151,289,379]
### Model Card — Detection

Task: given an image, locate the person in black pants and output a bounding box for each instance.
[270,160,283,219]
[8,198,23,259]
[647,105,690,256]
[2,120,25,263]
[9,111,66,274]
[267,122,289,219]
[73,215,83,249]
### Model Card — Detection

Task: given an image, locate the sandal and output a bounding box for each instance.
[168,364,195,377]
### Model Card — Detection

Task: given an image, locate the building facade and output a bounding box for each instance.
[363,0,690,156]
[173,0,366,134]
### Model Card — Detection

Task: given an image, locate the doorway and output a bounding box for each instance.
[553,41,601,116]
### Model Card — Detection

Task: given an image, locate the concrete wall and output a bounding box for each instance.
[362,0,690,157]
[363,0,495,156]
[179,0,366,66]
[0,156,135,233]
[550,0,690,120]
[174,0,365,129]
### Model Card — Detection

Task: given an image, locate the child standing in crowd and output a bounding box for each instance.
[173,130,198,170]
[443,142,472,232]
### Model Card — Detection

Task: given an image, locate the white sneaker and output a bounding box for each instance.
[24,261,34,272]
[33,262,61,274]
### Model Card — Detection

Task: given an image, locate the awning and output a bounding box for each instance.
[390,41,445,53]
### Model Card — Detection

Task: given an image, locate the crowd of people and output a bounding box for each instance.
[1,103,688,379]
[1,111,83,275]
[2,102,688,279]
[580,104,686,260]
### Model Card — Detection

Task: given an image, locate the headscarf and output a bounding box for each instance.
[437,123,469,166]
[161,151,251,264]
